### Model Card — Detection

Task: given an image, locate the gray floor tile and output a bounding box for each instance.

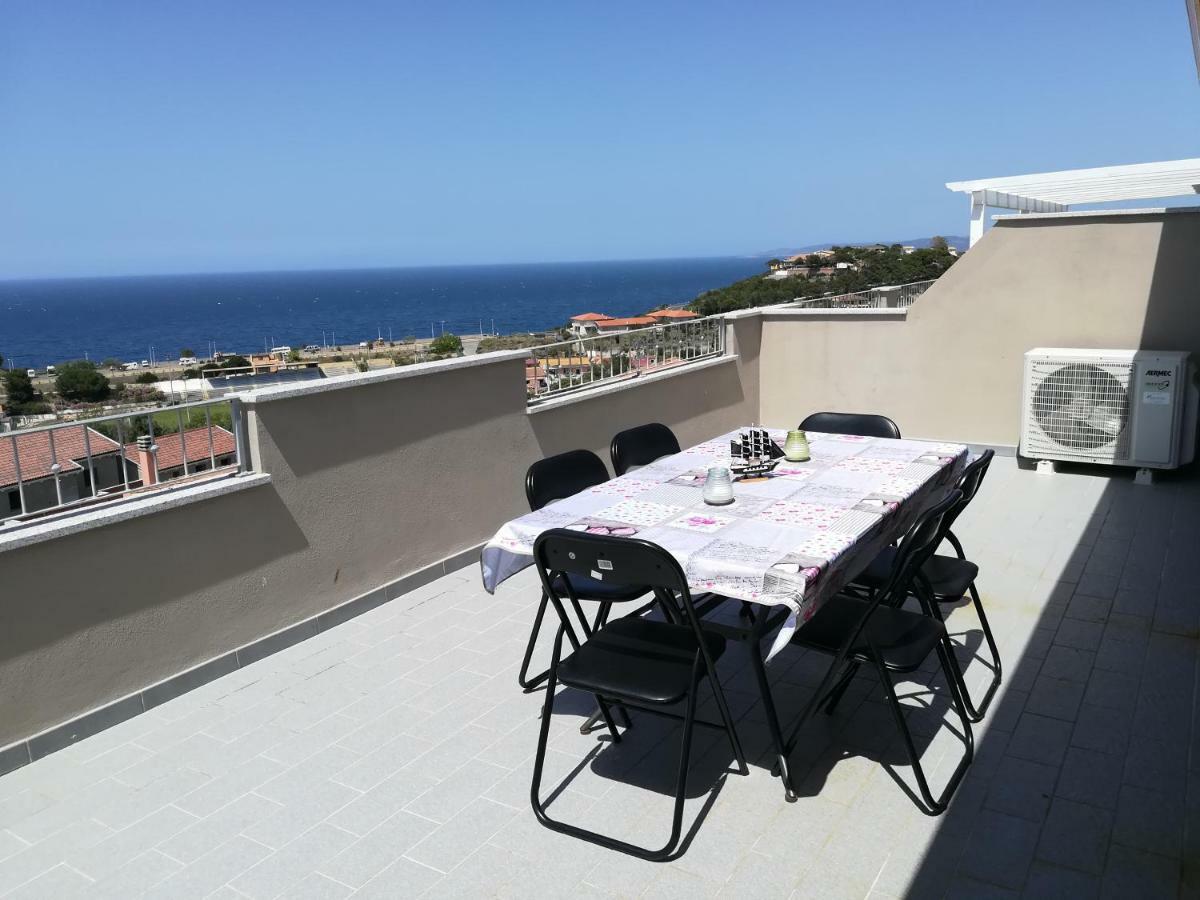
[1022,860,1100,899]
[1112,783,1185,858]
[985,756,1057,823]
[1007,713,1073,767]
[1026,675,1085,722]
[958,809,1041,890]
[1055,746,1122,811]
[1100,844,1179,900]
[1035,797,1112,875]
[1039,646,1095,684]
[403,797,518,873]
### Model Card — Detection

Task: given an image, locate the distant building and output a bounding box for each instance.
[593,316,659,334]
[123,426,238,485]
[646,309,699,322]
[902,245,917,254]
[568,312,612,338]
[1,426,125,518]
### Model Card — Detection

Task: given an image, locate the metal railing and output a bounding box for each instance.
[789,279,937,310]
[1,397,249,528]
[526,316,725,404]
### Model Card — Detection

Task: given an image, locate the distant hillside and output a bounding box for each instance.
[757,235,968,258]
[691,243,959,316]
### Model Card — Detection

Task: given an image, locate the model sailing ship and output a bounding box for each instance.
[730,427,785,477]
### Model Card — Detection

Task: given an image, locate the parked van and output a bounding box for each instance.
[25,368,36,378]
[45,365,55,375]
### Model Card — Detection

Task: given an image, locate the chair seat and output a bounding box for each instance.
[557,618,726,704]
[552,572,649,603]
[853,548,979,601]
[792,595,946,672]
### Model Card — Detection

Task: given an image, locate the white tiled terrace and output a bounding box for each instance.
[0,457,1197,898]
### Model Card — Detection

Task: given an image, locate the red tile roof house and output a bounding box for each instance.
[646,309,700,321]
[123,425,237,486]
[592,316,659,334]
[567,312,612,338]
[0,426,125,519]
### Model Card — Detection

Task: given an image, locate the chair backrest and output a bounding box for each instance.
[878,489,963,606]
[941,449,994,534]
[610,423,682,476]
[534,529,689,604]
[799,411,901,440]
[525,449,610,512]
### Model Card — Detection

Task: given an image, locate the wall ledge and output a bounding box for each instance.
[240,348,530,404]
[0,472,272,554]
[994,205,1200,224]
[526,354,738,414]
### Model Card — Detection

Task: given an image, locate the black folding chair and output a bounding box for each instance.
[850,450,1000,720]
[517,451,652,692]
[530,529,747,860]
[776,489,974,814]
[799,411,901,440]
[610,423,682,476]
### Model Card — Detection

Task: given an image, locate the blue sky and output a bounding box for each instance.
[2,1,1197,279]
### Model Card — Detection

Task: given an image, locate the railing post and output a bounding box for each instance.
[230,396,251,474]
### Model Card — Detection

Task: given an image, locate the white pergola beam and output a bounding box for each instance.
[948,158,1200,247]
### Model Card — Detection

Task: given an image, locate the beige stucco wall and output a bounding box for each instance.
[0,333,756,747]
[759,210,1200,445]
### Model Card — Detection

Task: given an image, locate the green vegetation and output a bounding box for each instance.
[3,368,36,407]
[201,355,251,375]
[392,354,417,366]
[101,357,124,370]
[689,242,958,316]
[180,348,195,358]
[429,333,463,356]
[55,360,112,402]
[286,349,301,363]
[135,371,159,384]
[477,333,558,352]
[92,403,233,442]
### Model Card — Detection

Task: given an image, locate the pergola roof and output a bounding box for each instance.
[946,158,1200,207]
[946,158,1200,246]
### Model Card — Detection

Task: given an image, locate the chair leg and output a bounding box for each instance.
[519,592,607,694]
[821,661,860,715]
[963,581,1003,720]
[912,580,1000,724]
[874,645,973,815]
[517,591,552,691]
[702,663,748,776]
[530,635,697,861]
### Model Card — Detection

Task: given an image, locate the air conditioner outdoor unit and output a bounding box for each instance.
[1020,349,1198,470]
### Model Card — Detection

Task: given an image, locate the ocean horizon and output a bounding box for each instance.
[0,256,764,369]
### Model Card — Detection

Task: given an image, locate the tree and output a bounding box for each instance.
[180,348,196,358]
[286,349,301,363]
[55,360,111,402]
[101,357,124,370]
[429,333,463,356]
[3,368,35,407]
[135,371,159,384]
[930,235,949,251]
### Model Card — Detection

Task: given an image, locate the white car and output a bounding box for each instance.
[25,368,36,378]
[124,362,140,370]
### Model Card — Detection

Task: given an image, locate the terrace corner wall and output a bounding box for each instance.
[758,209,1200,445]
[0,340,757,749]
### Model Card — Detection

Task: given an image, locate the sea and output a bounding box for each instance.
[0,257,763,370]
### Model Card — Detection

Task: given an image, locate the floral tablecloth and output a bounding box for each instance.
[480,427,968,659]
